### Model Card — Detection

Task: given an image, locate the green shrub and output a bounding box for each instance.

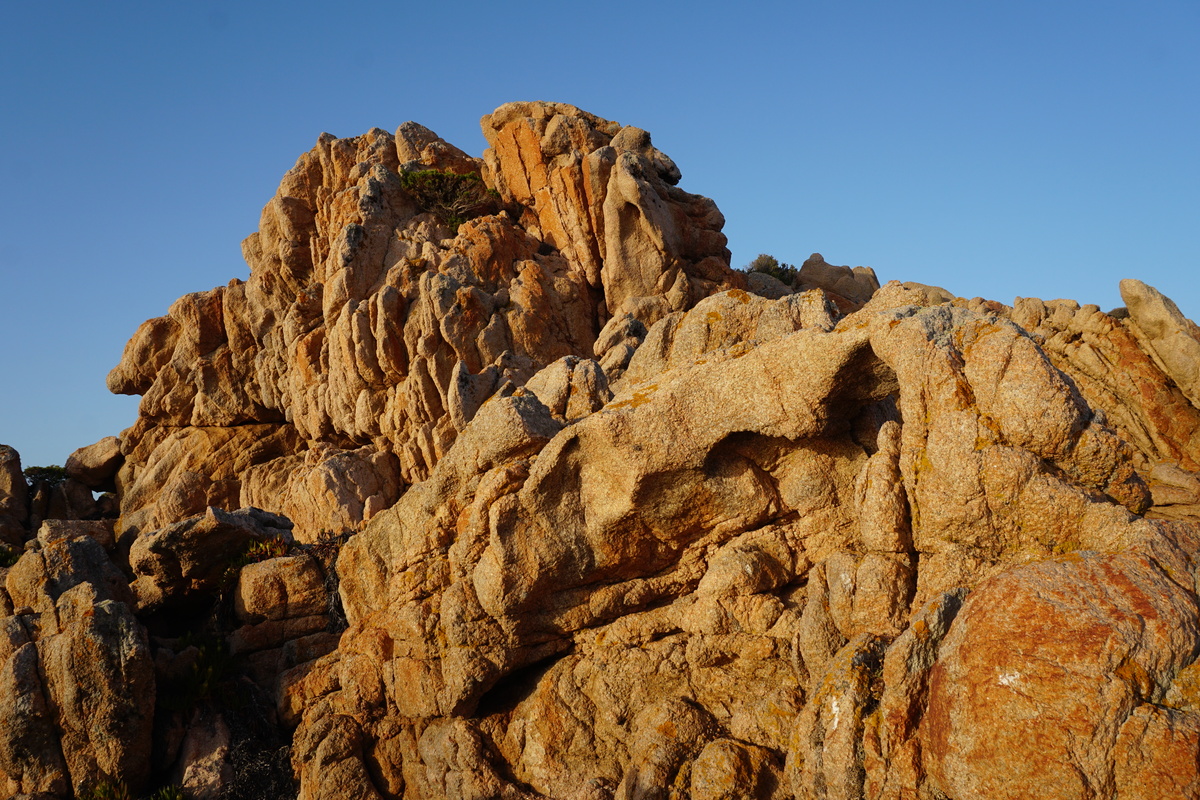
[160,632,237,712]
[233,536,291,567]
[218,535,292,591]
[81,781,186,800]
[77,781,132,800]
[23,464,67,487]
[0,545,21,568]
[744,253,800,287]
[398,169,500,232]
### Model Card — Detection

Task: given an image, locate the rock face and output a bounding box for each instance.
[285,283,1199,800]
[481,101,739,323]
[0,523,153,797]
[6,101,1200,800]
[107,102,744,544]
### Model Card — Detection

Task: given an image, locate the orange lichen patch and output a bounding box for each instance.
[1115,658,1153,697]
[728,288,751,304]
[1051,539,1081,556]
[605,384,660,411]
[1166,662,1200,710]
[706,310,723,325]
[727,342,754,359]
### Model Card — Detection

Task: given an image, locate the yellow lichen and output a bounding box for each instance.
[606,384,660,411]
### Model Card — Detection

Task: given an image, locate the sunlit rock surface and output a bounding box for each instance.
[0,102,1198,799]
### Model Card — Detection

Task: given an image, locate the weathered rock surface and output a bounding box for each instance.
[285,277,1200,800]
[481,102,740,324]
[0,445,28,548]
[923,535,1200,799]
[0,530,153,797]
[108,102,744,544]
[0,446,27,525]
[11,102,1200,800]
[796,253,880,309]
[130,506,293,616]
[1121,277,1200,409]
[65,436,123,491]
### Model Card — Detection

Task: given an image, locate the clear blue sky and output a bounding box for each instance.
[2,1,1197,468]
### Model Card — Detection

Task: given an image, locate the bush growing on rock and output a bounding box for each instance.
[78,781,186,800]
[23,463,67,486]
[744,252,800,286]
[398,168,500,231]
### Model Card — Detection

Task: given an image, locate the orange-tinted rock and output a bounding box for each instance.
[0,536,153,796]
[234,554,326,624]
[922,546,1200,800]
[129,506,293,614]
[482,101,742,324]
[64,101,1200,800]
[1113,705,1200,800]
[65,436,123,491]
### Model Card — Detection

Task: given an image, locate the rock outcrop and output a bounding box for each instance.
[4,101,1200,800]
[107,102,743,545]
[284,285,1200,800]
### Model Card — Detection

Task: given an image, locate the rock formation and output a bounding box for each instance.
[1,101,1199,799]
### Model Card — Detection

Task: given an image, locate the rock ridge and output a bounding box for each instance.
[0,101,1197,799]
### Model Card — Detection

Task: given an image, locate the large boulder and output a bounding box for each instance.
[64,436,123,492]
[0,446,27,525]
[129,506,293,616]
[1121,277,1200,409]
[0,531,153,797]
[67,101,1200,800]
[281,276,1200,799]
[923,537,1200,799]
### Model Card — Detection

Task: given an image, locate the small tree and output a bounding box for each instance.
[398,169,500,232]
[744,253,800,287]
[23,464,66,487]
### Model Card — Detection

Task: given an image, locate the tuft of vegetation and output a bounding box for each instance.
[218,535,293,592]
[744,253,800,287]
[77,781,133,800]
[304,530,354,634]
[145,786,186,800]
[215,742,297,800]
[80,779,188,800]
[23,464,67,487]
[398,169,500,232]
[234,536,292,567]
[0,545,21,568]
